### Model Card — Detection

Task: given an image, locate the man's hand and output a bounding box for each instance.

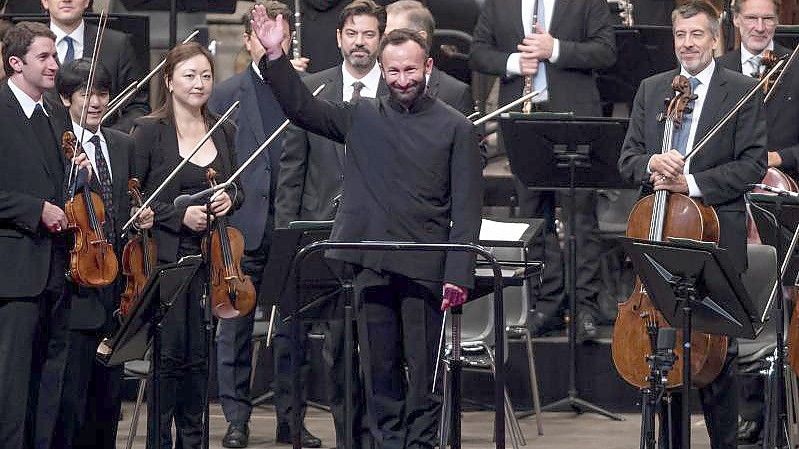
[133,206,155,230]
[518,25,554,60]
[41,201,68,233]
[518,54,539,76]
[183,205,211,232]
[73,152,93,181]
[768,151,782,168]
[441,283,468,311]
[651,173,689,193]
[648,150,685,179]
[290,57,310,72]
[209,192,233,217]
[251,6,287,60]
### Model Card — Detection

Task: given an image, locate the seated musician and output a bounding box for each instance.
[618,2,767,449]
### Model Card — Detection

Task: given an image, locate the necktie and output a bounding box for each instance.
[63,36,75,64]
[532,0,548,101]
[673,77,701,155]
[748,55,762,78]
[350,81,364,102]
[90,134,116,244]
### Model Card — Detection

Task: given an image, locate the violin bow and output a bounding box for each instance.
[764,43,799,104]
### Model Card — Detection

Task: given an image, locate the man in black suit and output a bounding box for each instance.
[716,0,799,441]
[41,0,148,132]
[208,2,320,448]
[470,0,617,340]
[52,58,153,449]
[0,21,92,449]
[384,0,474,115]
[618,2,767,448]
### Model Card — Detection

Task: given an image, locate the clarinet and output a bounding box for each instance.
[292,0,302,59]
[521,0,539,114]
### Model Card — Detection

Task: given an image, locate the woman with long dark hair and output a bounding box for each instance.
[132,42,242,449]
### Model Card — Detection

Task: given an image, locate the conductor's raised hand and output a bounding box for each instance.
[251,5,286,60]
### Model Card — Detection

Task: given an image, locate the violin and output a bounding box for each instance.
[202,168,255,319]
[62,131,119,287]
[612,75,728,389]
[119,178,157,318]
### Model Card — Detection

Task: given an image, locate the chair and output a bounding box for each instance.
[122,359,150,449]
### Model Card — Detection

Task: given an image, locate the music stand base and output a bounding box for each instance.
[540,394,625,421]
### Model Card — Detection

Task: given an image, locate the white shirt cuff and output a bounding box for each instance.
[686,174,702,197]
[550,39,560,63]
[506,53,523,77]
[646,155,654,174]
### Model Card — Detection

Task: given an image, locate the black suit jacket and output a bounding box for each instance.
[209,68,287,250]
[717,45,799,177]
[470,0,616,115]
[263,54,482,288]
[83,22,149,133]
[69,127,134,330]
[274,65,474,227]
[0,80,70,298]
[618,65,768,272]
[131,116,243,264]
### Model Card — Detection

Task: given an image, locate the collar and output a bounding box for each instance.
[250,60,263,80]
[386,91,436,114]
[741,40,775,65]
[50,19,85,47]
[7,77,47,118]
[680,58,715,87]
[71,121,105,147]
[342,62,382,94]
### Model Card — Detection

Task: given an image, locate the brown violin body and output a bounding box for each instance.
[64,189,119,287]
[612,193,728,389]
[119,179,157,318]
[203,168,255,319]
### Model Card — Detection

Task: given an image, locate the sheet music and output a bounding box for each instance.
[479,219,530,242]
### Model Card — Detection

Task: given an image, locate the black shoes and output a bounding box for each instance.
[222,422,250,448]
[275,421,322,448]
[575,310,598,343]
[737,418,763,444]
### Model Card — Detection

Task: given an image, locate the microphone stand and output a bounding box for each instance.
[122,101,240,231]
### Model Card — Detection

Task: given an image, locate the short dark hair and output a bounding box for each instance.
[386,0,435,48]
[338,0,386,36]
[243,1,292,35]
[55,58,112,99]
[378,28,429,60]
[672,0,721,37]
[2,21,55,77]
[733,0,781,15]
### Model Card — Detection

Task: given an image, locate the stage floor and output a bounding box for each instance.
[117,402,713,448]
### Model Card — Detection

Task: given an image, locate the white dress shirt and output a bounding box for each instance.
[740,40,775,78]
[7,77,47,118]
[341,62,382,101]
[51,20,85,64]
[72,121,112,181]
[680,60,715,197]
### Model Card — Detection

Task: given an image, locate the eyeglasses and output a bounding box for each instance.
[740,15,778,26]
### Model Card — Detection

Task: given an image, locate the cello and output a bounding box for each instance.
[203,168,256,319]
[612,75,728,389]
[119,178,157,318]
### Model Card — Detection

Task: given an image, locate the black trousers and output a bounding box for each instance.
[515,187,602,318]
[147,273,207,449]
[53,329,122,449]
[0,288,70,449]
[354,268,442,449]
[661,340,739,449]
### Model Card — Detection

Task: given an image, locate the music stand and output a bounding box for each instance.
[621,237,760,449]
[96,255,202,446]
[499,113,631,420]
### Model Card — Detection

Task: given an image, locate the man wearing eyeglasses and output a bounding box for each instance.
[718,0,799,179]
[717,0,799,444]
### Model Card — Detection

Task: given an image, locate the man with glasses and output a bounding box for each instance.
[717,0,799,443]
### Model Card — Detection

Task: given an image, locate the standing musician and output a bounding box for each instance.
[618,2,767,448]
[208,2,319,448]
[0,21,92,449]
[52,58,154,449]
[253,6,483,448]
[469,0,617,340]
[41,0,149,131]
[716,0,799,442]
[131,42,241,449]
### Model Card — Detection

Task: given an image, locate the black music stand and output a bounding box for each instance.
[96,255,202,446]
[621,237,760,449]
[500,113,630,420]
